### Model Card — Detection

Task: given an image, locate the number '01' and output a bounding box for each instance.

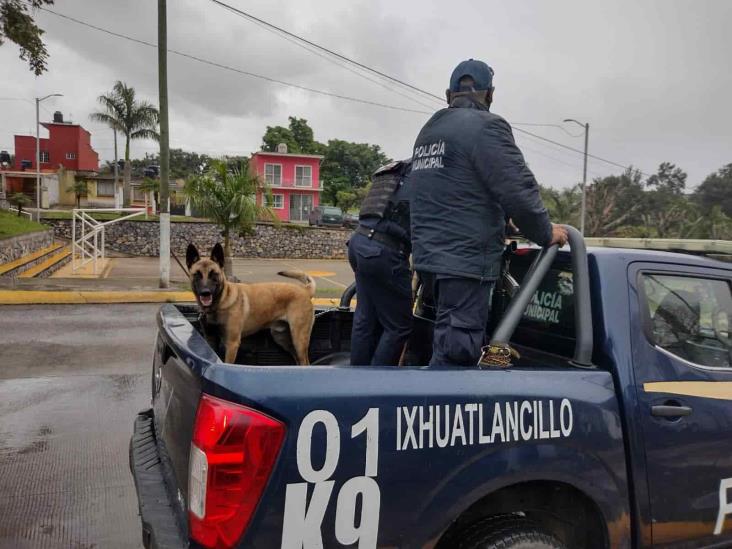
[281,408,381,549]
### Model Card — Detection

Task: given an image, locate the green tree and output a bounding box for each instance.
[1,0,54,74]
[261,116,326,155]
[9,192,31,216]
[641,163,694,237]
[694,164,732,217]
[68,180,88,209]
[321,140,390,205]
[261,125,300,153]
[184,161,273,277]
[336,183,371,213]
[90,81,159,207]
[584,168,645,237]
[540,185,580,226]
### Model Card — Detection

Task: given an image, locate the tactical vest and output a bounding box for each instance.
[359,160,411,234]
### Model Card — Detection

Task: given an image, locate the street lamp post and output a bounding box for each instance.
[36,93,63,221]
[563,118,589,235]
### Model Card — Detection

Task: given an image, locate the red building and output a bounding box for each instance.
[251,146,324,222]
[13,111,99,172]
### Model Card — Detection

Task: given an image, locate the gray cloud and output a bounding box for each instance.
[1,0,730,188]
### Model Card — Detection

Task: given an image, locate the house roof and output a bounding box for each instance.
[251,151,324,160]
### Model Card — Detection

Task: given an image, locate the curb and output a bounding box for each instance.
[0,290,350,307]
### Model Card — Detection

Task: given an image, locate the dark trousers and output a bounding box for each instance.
[420,273,494,366]
[348,232,412,366]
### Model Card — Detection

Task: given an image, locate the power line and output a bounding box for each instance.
[211,2,439,111]
[512,126,651,177]
[38,7,434,116]
[37,7,651,177]
[208,0,445,104]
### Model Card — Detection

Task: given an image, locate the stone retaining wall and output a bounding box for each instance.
[46,219,350,259]
[0,229,54,264]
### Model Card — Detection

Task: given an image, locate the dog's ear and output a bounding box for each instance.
[210,243,225,270]
[186,243,200,269]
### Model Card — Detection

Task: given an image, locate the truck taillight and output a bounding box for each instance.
[188,394,285,548]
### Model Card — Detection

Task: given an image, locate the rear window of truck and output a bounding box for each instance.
[506,249,576,358]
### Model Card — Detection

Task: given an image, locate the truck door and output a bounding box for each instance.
[629,262,732,546]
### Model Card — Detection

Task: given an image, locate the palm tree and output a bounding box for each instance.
[9,193,31,217]
[184,160,275,277]
[90,81,159,207]
[68,180,88,209]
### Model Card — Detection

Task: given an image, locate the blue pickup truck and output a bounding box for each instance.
[130,228,732,548]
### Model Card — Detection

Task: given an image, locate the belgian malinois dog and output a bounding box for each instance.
[186,243,316,365]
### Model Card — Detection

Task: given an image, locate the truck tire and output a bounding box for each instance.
[456,515,566,549]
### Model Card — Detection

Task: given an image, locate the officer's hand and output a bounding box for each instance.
[549,224,569,247]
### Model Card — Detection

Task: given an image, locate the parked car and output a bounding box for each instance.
[308,205,343,227]
[343,211,359,229]
[130,228,732,549]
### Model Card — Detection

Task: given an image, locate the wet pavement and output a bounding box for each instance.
[0,304,160,548]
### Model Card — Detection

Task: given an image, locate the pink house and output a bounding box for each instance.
[251,146,324,222]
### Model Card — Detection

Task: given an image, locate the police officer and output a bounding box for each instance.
[410,59,568,366]
[348,160,413,366]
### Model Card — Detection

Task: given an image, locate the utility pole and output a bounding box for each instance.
[564,119,590,235]
[158,0,171,288]
[35,93,63,221]
[113,129,120,209]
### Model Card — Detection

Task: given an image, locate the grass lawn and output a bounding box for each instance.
[0,210,48,239]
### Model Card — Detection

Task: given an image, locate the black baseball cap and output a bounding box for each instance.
[449,59,495,92]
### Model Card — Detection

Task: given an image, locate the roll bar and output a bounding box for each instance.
[339,282,357,310]
[336,225,593,366]
[490,225,593,366]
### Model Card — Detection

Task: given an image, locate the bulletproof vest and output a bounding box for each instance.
[360,160,411,233]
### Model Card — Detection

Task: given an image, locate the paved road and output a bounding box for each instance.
[0,304,159,548]
[5,257,355,298]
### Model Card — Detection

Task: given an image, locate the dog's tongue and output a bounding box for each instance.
[200,295,213,307]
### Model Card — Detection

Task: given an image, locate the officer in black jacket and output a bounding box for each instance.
[348,160,413,366]
[411,59,567,366]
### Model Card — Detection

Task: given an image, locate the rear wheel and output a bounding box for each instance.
[455,515,566,549]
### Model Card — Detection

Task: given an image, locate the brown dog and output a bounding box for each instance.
[186,243,316,365]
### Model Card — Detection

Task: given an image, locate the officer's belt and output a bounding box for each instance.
[355,225,409,254]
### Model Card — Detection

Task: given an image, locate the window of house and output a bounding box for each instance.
[264,164,282,186]
[641,274,731,369]
[295,165,312,187]
[40,151,49,163]
[264,193,284,209]
[66,152,77,160]
[96,181,115,197]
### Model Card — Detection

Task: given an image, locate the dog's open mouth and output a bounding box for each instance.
[199,292,213,307]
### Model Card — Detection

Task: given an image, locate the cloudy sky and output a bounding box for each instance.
[1,0,730,189]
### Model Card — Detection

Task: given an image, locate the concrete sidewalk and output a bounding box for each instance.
[0,256,354,305]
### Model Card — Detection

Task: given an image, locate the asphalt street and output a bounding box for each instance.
[0,304,159,548]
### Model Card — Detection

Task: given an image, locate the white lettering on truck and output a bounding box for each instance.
[715,477,732,535]
[397,399,574,451]
[282,408,381,549]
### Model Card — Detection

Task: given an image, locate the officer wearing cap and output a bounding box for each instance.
[348,159,413,366]
[410,59,568,366]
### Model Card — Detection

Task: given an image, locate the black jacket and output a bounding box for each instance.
[410,100,552,280]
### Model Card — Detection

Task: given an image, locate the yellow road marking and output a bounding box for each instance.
[0,291,353,307]
[305,270,337,277]
[644,381,732,401]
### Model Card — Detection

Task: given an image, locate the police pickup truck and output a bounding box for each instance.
[130,227,732,549]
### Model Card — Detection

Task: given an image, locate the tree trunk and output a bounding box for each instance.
[224,233,233,279]
[123,137,131,208]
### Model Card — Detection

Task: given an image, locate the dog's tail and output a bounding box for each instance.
[277,270,316,297]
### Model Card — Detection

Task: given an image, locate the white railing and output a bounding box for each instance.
[7,207,33,220]
[72,208,145,274]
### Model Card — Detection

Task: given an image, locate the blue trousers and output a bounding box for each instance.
[348,232,412,366]
[420,274,494,366]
